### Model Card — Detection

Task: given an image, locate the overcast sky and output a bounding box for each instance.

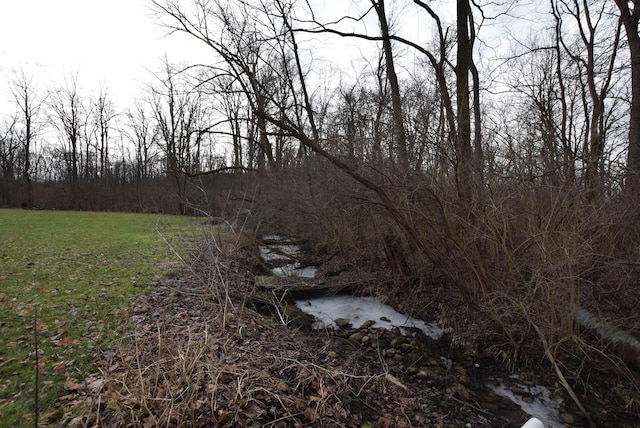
[0,0,538,117]
[0,0,207,112]
[0,0,388,116]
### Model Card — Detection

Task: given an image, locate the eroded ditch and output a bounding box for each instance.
[256,234,570,428]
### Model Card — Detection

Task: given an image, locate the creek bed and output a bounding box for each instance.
[258,234,569,428]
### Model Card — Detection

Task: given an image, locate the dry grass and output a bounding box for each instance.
[61,224,416,427]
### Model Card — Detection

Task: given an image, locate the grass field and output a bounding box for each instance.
[0,209,201,426]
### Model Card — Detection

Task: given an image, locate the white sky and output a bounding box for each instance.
[0,0,539,118]
[0,0,207,113]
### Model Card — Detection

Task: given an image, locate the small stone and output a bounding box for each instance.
[327,351,338,358]
[360,320,376,329]
[380,316,391,322]
[417,370,429,379]
[334,318,352,329]
[561,413,575,425]
[348,332,365,345]
[511,386,526,396]
[393,353,404,362]
[440,357,452,371]
[361,335,369,344]
[400,343,414,351]
[425,357,439,366]
[454,365,467,376]
[447,383,470,400]
[407,351,421,362]
[461,348,475,360]
[481,403,499,414]
[390,338,403,348]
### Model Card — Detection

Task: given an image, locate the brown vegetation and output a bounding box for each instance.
[57,220,640,427]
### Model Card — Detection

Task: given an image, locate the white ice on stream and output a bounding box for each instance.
[260,235,442,339]
[295,295,444,340]
[492,377,566,428]
[258,242,317,278]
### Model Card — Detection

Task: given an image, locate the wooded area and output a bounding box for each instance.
[2,0,640,423]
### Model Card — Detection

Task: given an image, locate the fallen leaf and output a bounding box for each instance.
[64,378,82,391]
[386,373,408,390]
[379,414,393,428]
[56,393,80,402]
[67,416,84,428]
[243,404,265,419]
[216,410,228,423]
[304,407,318,422]
[86,378,105,393]
[191,399,205,410]
[57,337,75,347]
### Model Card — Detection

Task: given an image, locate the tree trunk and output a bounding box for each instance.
[614,0,640,190]
[373,0,409,171]
[456,0,474,197]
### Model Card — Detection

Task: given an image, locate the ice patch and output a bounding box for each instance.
[259,235,317,278]
[295,295,443,339]
[259,244,301,262]
[492,380,565,428]
[272,264,318,278]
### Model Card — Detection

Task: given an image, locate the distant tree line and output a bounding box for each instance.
[1,1,637,214]
[0,62,241,214]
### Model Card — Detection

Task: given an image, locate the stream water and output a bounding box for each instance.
[259,235,567,427]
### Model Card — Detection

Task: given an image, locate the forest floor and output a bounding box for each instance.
[62,230,640,427]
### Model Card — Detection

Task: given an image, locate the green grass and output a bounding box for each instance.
[0,209,201,426]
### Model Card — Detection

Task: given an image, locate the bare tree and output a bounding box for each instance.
[152,0,414,234]
[613,0,640,190]
[552,0,622,195]
[150,59,213,213]
[50,75,85,195]
[371,0,409,170]
[10,70,45,204]
[216,75,247,168]
[0,118,18,181]
[93,87,117,178]
[124,100,160,180]
[297,1,483,194]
